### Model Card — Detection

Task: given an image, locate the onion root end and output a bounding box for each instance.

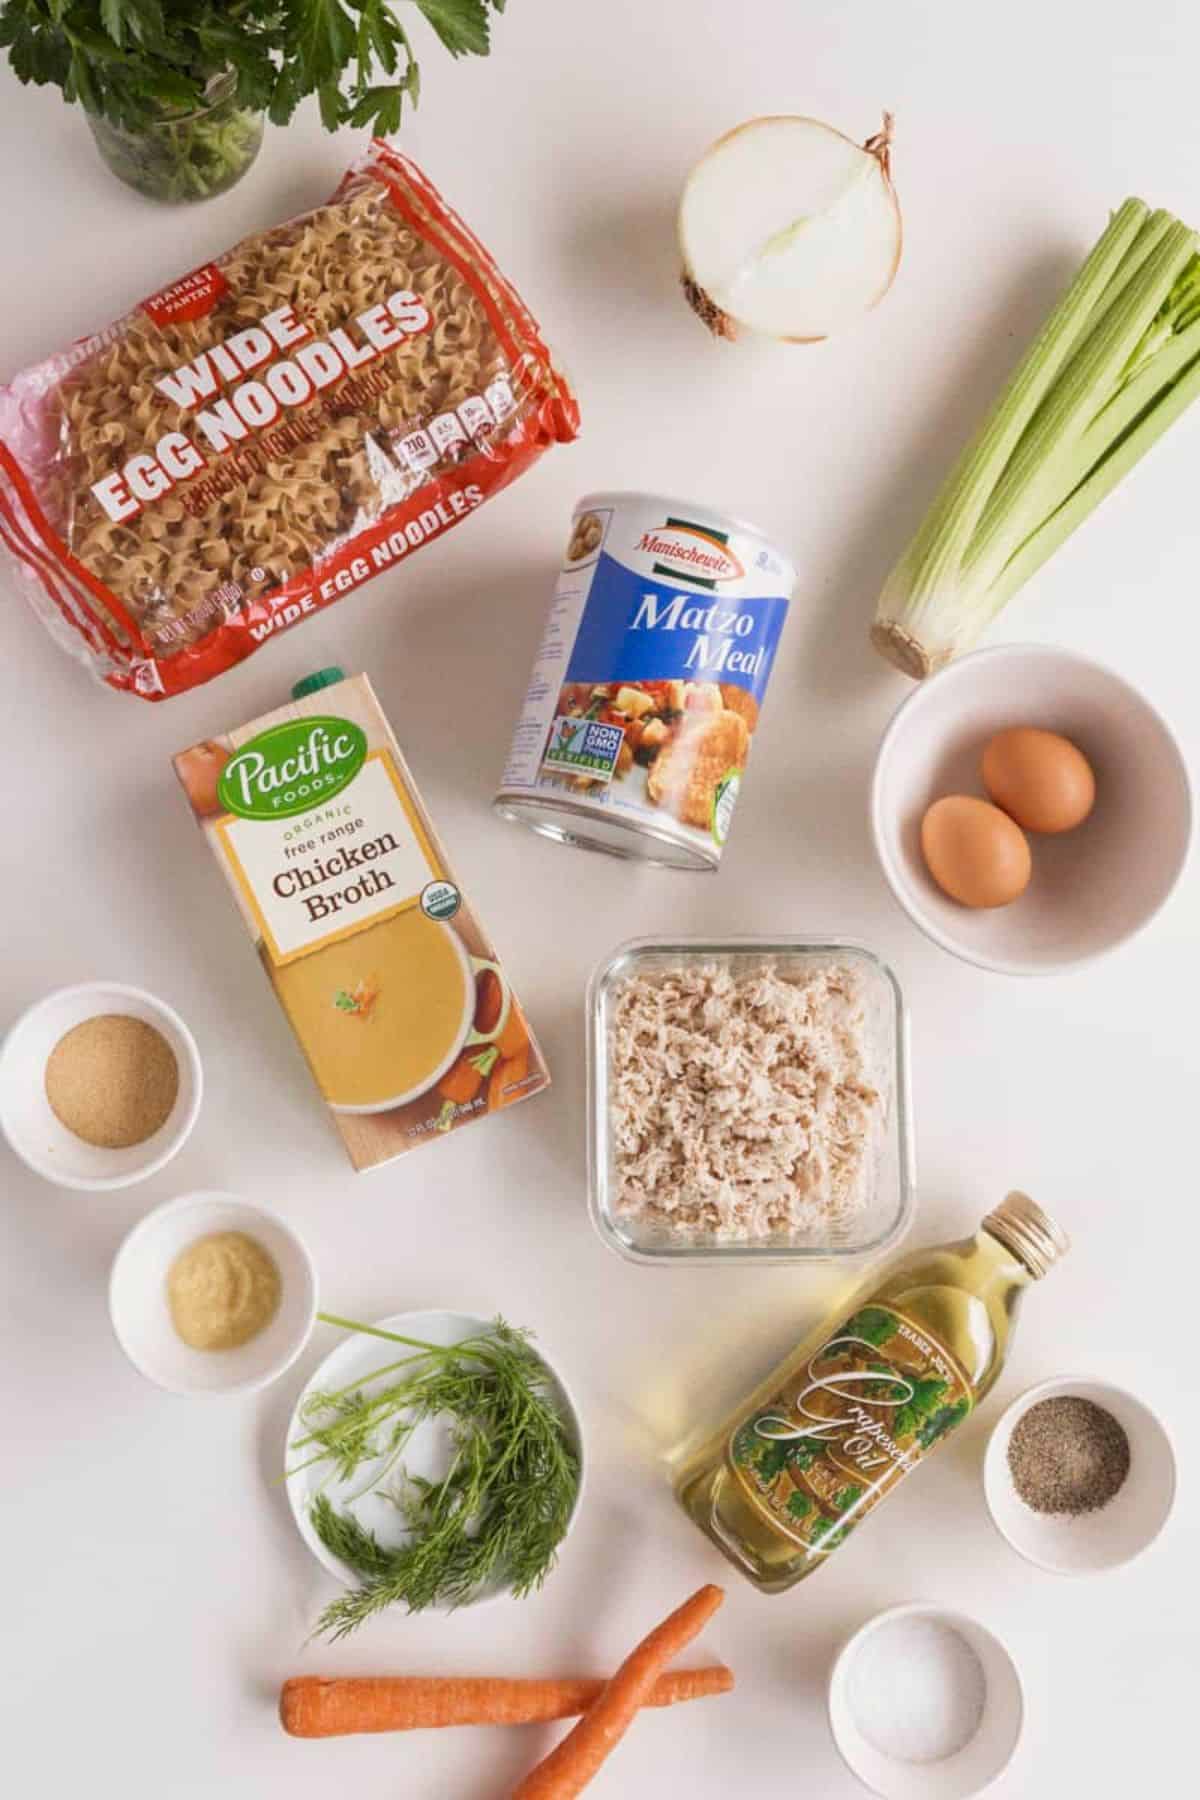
[681,273,739,341]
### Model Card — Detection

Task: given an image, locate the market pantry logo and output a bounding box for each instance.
[218,717,367,819]
[637,518,745,590]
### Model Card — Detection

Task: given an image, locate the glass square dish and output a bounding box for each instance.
[587,937,914,1265]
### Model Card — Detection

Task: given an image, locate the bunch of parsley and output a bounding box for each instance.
[0,0,507,135]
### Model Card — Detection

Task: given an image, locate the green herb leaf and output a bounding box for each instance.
[98,0,126,46]
[415,0,491,58]
[346,80,407,135]
[67,47,100,111]
[97,0,161,49]
[360,0,404,73]
[268,60,303,126]
[125,64,204,107]
[316,74,343,129]
[293,0,357,86]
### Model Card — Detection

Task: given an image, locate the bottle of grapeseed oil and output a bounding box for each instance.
[675,1192,1068,1593]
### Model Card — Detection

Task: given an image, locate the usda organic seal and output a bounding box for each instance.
[420,880,461,921]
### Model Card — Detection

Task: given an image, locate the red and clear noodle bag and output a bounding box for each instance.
[0,143,578,700]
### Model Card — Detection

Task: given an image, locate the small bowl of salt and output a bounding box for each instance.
[828,1603,1023,1799]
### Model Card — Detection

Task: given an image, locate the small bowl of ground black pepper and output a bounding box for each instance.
[0,981,202,1190]
[984,1376,1177,1575]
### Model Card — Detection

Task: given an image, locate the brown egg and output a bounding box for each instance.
[921,796,1032,909]
[981,727,1095,834]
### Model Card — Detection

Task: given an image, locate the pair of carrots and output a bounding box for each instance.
[281,1584,728,1796]
[513,1584,725,1796]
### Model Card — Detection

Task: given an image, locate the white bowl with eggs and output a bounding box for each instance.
[109,1191,318,1396]
[871,644,1192,975]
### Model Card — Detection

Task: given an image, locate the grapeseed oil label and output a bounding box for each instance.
[729,1304,972,1554]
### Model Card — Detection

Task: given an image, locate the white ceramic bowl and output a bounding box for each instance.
[0,981,203,1189]
[871,644,1192,975]
[983,1375,1176,1575]
[828,1603,1024,1800]
[285,1309,585,1609]
[109,1191,318,1396]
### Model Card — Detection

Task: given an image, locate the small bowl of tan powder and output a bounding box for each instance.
[109,1191,317,1395]
[0,982,202,1189]
[984,1375,1177,1574]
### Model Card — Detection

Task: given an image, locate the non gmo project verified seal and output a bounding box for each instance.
[543,716,624,782]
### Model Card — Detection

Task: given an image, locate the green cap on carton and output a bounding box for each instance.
[291,667,345,700]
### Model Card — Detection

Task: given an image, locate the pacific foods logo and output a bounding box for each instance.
[637,518,745,589]
[218,717,367,819]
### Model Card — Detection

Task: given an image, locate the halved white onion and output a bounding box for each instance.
[678,113,902,343]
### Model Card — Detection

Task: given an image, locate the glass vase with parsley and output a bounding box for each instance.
[676,1193,1068,1593]
[0,0,512,203]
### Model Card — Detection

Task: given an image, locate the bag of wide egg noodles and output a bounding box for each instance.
[0,141,578,700]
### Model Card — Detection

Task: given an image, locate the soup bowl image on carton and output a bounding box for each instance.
[173,669,548,1171]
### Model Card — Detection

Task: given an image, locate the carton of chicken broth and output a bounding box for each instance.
[174,672,548,1171]
[495,490,796,870]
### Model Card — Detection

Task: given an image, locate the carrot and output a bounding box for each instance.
[496,1002,529,1060]
[438,1052,486,1106]
[279,1665,733,1738]
[488,1044,530,1111]
[511,1585,725,1799]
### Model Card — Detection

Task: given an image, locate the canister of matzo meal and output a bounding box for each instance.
[173,670,549,1172]
[494,492,795,870]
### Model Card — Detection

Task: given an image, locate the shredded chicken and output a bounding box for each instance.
[608,960,884,1242]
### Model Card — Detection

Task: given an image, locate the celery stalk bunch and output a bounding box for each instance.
[873,199,1200,677]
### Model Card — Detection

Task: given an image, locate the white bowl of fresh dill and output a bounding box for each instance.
[283,1310,585,1639]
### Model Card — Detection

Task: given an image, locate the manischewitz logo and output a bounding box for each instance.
[636,517,745,590]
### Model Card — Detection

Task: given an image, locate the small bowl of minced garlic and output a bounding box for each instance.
[109,1192,317,1396]
[0,981,202,1190]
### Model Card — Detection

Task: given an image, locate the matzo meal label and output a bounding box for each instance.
[215,721,441,964]
[729,1304,973,1555]
[498,492,794,867]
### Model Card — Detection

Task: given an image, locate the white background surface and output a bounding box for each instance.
[1,3,1196,1794]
